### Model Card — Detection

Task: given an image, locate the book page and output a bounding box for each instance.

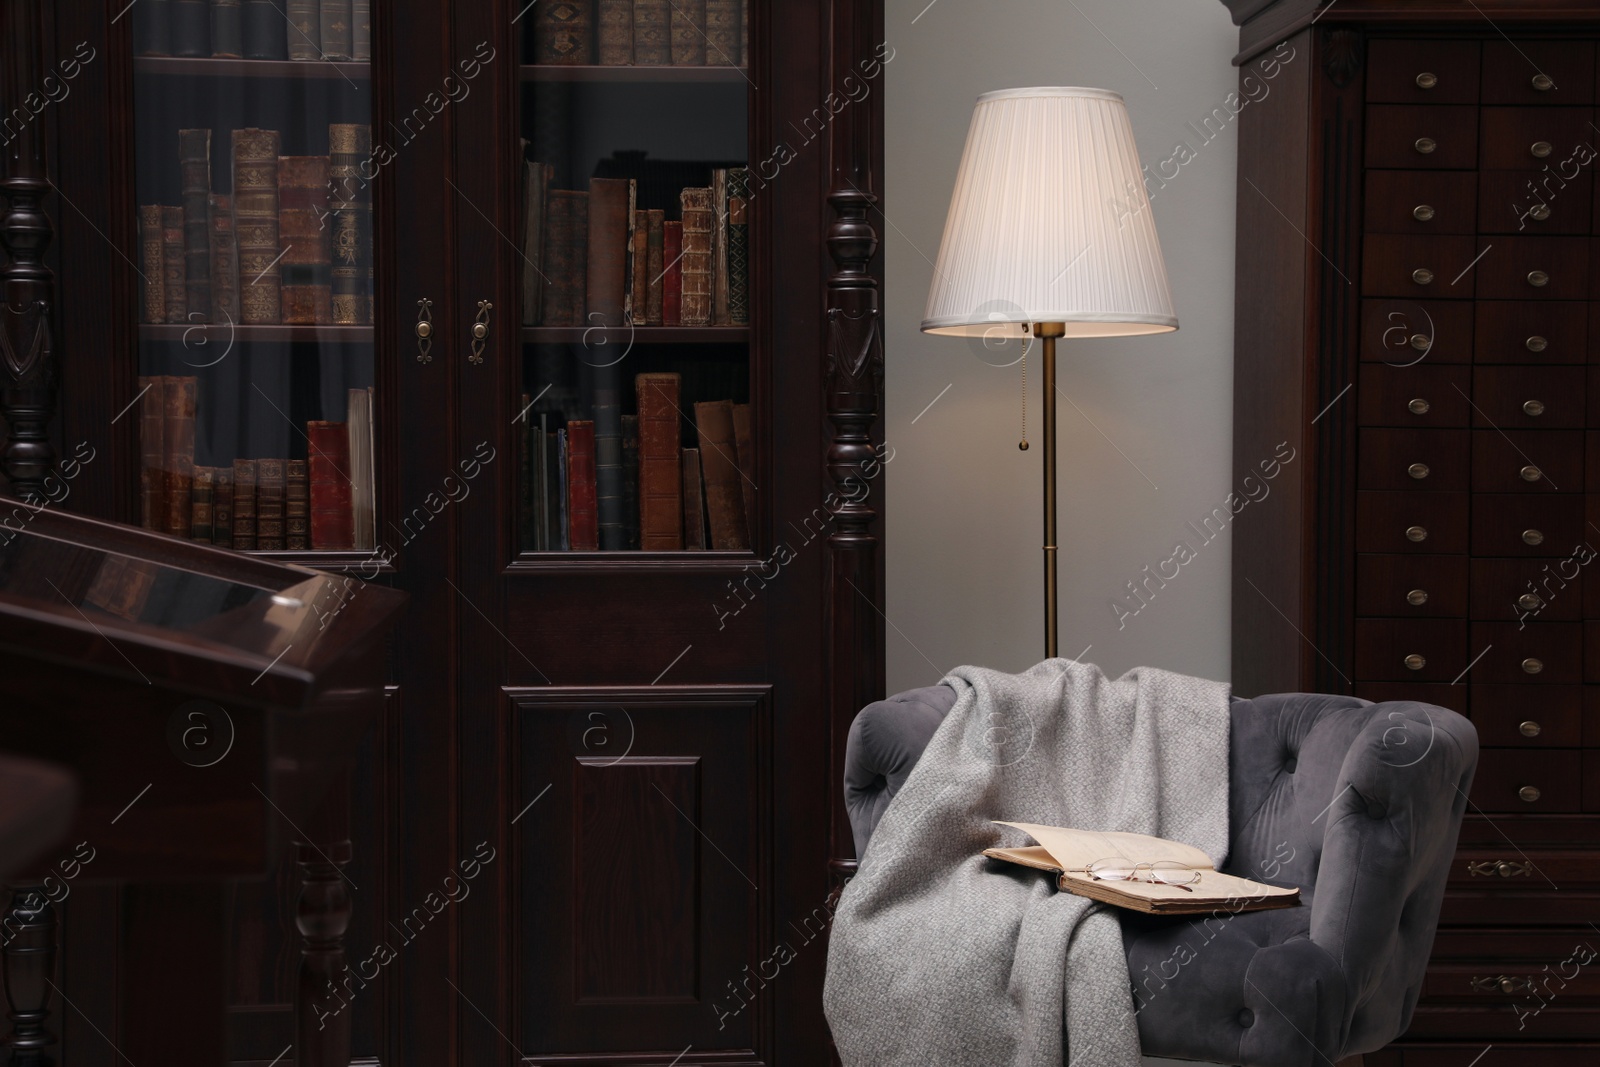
[993,822,1214,872]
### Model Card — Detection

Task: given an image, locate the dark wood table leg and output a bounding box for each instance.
[295,777,352,1067]
[2,887,57,1067]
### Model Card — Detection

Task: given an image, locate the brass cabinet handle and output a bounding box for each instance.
[1408,462,1430,480]
[1528,270,1549,287]
[469,300,493,365]
[1415,137,1437,154]
[1415,72,1438,89]
[1408,398,1431,415]
[1521,657,1544,675]
[1531,141,1554,158]
[1519,720,1542,737]
[1526,335,1548,352]
[1520,464,1543,482]
[1528,202,1551,221]
[1518,784,1542,802]
[1412,268,1435,285]
[1405,653,1426,671]
[1532,72,1555,91]
[415,298,434,363]
[1410,333,1432,351]
[1405,525,1429,542]
[1406,589,1429,606]
[1523,399,1545,416]
[1471,974,1534,994]
[1519,592,1544,611]
[1413,203,1435,221]
[1522,529,1544,546]
[1468,859,1532,878]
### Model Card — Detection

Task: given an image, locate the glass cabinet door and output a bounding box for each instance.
[129,1,378,561]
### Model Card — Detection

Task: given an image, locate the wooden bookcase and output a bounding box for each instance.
[1,0,885,1063]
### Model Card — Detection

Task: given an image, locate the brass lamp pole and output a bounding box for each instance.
[1034,322,1065,658]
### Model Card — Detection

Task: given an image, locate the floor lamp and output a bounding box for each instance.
[921,87,1179,659]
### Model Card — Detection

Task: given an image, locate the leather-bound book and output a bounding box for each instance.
[329,124,372,325]
[241,0,288,59]
[163,377,198,537]
[678,188,713,326]
[191,467,216,543]
[278,155,332,325]
[694,399,748,549]
[171,0,210,56]
[670,0,706,64]
[320,0,353,60]
[210,1,243,57]
[285,459,310,549]
[711,169,729,324]
[598,0,632,64]
[566,420,599,551]
[137,376,165,529]
[594,402,626,549]
[636,372,683,549]
[587,177,632,327]
[347,388,375,550]
[662,220,682,325]
[631,210,650,325]
[353,0,371,60]
[161,206,188,323]
[135,0,172,56]
[255,457,286,550]
[727,167,750,325]
[741,0,748,64]
[208,193,241,324]
[286,0,320,60]
[522,161,552,326]
[231,459,258,549]
[706,0,739,65]
[138,206,166,324]
[518,397,533,551]
[542,189,588,326]
[534,0,593,64]
[645,210,665,325]
[731,401,755,538]
[633,0,669,64]
[212,466,235,548]
[621,414,640,549]
[681,449,706,549]
[307,421,354,549]
[554,429,570,550]
[533,412,551,551]
[232,129,282,324]
[178,129,213,322]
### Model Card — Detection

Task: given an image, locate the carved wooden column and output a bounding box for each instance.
[0,0,60,501]
[2,889,58,1067]
[295,787,353,1067]
[824,0,885,902]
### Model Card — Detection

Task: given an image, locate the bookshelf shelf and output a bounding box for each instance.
[507,549,757,576]
[140,324,375,344]
[521,326,749,345]
[247,548,397,575]
[519,64,750,84]
[134,56,371,81]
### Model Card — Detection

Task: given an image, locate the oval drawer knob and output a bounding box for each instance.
[1518,592,1544,611]
[1523,399,1545,416]
[1522,529,1544,546]
[1415,72,1438,89]
[1404,653,1426,671]
[1526,335,1548,352]
[1408,462,1430,480]
[1406,588,1429,606]
[1532,73,1555,91]
[1520,465,1543,482]
[1413,203,1435,221]
[1518,785,1542,803]
[1412,268,1435,285]
[1410,333,1432,352]
[1519,720,1542,737]
[1527,270,1549,287]
[1414,137,1437,154]
[1405,525,1429,542]
[1521,657,1544,675]
[1528,202,1551,221]
[1531,141,1554,159]
[1408,398,1431,415]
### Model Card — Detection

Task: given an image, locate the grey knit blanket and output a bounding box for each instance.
[822,659,1231,1067]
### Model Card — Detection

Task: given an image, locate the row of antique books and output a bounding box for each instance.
[135,0,372,62]
[137,376,378,552]
[139,126,373,327]
[519,373,754,551]
[534,0,749,67]
[523,168,749,328]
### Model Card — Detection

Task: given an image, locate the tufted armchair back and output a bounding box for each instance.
[842,687,1478,1067]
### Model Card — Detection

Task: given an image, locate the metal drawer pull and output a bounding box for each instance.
[1408,398,1431,415]
[1528,203,1551,221]
[1518,784,1541,802]
[1526,335,1548,353]
[1519,720,1542,737]
[1415,72,1438,89]
[1413,204,1435,221]
[1467,859,1532,878]
[1518,593,1543,611]
[1414,137,1437,154]
[1404,653,1426,671]
[1410,333,1431,351]
[1406,589,1429,606]
[1405,525,1428,542]
[414,297,434,364]
[1532,73,1555,91]
[1531,141,1553,159]
[469,299,493,364]
[1412,268,1435,285]
[1470,975,1534,994]
[1527,270,1549,287]
[1520,465,1543,482]
[1521,657,1543,675]
[1522,529,1544,546]
[1408,462,1430,480]
[1522,399,1545,416]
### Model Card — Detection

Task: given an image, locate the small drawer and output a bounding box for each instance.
[1361,300,1473,363]
[1367,39,1481,104]
[1472,429,1584,493]
[1470,749,1582,812]
[1472,366,1586,428]
[1360,428,1470,490]
[1358,363,1471,426]
[1587,688,1600,746]
[1474,300,1588,363]
[1362,235,1480,297]
[1365,105,1479,170]
[1479,107,1599,170]
[1355,618,1467,681]
[1478,169,1594,234]
[1475,235,1590,300]
[1450,849,1600,887]
[1358,554,1468,617]
[1482,40,1596,106]
[1358,490,1469,554]
[1471,558,1583,623]
[1470,621,1583,684]
[1365,171,1476,234]
[1471,683,1583,746]
[1470,493,1585,556]
[1353,680,1467,713]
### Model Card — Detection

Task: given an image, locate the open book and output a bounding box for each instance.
[983,822,1300,915]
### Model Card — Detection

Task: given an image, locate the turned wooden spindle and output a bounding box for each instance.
[2,887,57,1067]
[296,836,353,1067]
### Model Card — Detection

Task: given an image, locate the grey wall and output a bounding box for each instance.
[883,0,1251,692]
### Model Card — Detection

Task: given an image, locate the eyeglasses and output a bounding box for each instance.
[1086,858,1200,892]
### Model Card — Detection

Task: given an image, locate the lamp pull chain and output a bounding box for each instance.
[1019,347,1029,451]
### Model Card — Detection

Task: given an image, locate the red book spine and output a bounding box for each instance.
[566,419,599,551]
[307,420,355,549]
[662,220,683,326]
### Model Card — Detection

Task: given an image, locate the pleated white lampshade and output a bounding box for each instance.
[922,87,1178,338]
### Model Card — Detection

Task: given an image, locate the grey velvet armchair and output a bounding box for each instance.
[841,687,1479,1067]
